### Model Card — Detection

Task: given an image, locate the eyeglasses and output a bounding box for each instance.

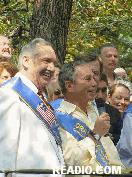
[54,89,61,95]
[96,87,107,93]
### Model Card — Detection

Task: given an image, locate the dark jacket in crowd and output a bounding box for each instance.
[95,98,121,146]
[105,103,121,145]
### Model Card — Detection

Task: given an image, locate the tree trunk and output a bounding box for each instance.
[30,0,73,65]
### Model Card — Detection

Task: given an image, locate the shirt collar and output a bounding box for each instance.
[88,99,96,106]
[59,99,86,115]
[59,100,76,114]
[91,99,97,106]
[15,72,38,94]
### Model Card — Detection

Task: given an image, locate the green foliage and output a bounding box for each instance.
[0,0,132,79]
[0,0,33,64]
[66,0,132,74]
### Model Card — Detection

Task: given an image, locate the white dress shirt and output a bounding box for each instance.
[0,72,65,177]
[117,112,132,168]
[56,100,125,173]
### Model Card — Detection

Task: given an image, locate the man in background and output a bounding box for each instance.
[114,68,128,80]
[99,43,132,102]
[50,53,125,175]
[0,35,12,58]
[96,73,121,145]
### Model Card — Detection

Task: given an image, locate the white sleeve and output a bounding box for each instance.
[0,87,21,172]
[117,112,132,168]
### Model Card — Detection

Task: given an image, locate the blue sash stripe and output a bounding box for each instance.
[54,109,110,168]
[7,77,62,146]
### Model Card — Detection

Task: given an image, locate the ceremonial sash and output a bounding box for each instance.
[54,109,110,168]
[50,98,63,109]
[3,77,62,146]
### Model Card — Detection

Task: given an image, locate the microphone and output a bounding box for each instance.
[95,98,110,137]
[95,98,106,115]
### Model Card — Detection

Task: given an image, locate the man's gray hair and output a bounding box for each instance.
[59,61,87,95]
[18,38,52,69]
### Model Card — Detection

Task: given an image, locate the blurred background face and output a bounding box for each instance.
[108,86,130,116]
[0,68,11,85]
[96,81,107,101]
[0,36,12,58]
[46,77,64,102]
[101,47,118,71]
[116,72,127,79]
[53,67,60,79]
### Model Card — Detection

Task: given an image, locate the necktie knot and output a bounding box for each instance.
[38,90,43,96]
[38,90,46,102]
[37,90,54,111]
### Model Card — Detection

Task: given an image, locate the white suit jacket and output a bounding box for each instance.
[0,73,65,177]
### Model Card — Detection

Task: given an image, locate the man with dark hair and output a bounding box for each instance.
[74,52,103,77]
[0,35,12,58]
[50,55,124,174]
[75,53,121,145]
[96,73,121,145]
[0,38,64,176]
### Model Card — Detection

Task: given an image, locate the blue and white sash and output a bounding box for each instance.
[2,77,62,146]
[54,108,110,168]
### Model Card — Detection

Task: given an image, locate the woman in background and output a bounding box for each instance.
[107,83,130,117]
[116,96,132,168]
[0,58,18,85]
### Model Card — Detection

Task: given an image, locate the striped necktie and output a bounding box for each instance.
[38,91,45,101]
[87,102,98,130]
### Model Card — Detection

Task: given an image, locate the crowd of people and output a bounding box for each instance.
[0,34,132,176]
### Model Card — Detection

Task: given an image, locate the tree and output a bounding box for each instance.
[1,0,132,77]
[0,0,33,64]
[66,0,132,70]
[30,0,73,65]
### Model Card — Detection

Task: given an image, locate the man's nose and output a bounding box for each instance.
[91,78,97,87]
[97,90,103,98]
[47,62,55,71]
[60,91,64,98]
[120,98,125,104]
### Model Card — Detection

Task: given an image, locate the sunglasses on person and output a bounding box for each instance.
[54,89,62,95]
[96,87,107,93]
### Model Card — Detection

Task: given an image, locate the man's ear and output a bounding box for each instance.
[65,81,74,93]
[22,56,30,68]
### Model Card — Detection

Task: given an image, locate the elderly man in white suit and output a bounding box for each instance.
[0,38,65,177]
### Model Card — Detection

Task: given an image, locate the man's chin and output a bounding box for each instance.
[87,96,95,102]
[109,65,116,71]
[40,80,51,89]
